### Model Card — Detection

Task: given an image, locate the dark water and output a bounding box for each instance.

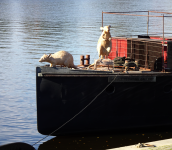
[1,0,172,149]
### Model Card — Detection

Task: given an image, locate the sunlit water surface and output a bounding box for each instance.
[1,0,172,149]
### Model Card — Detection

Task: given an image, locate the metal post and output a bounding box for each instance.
[116,39,118,57]
[131,39,132,59]
[102,11,103,27]
[85,55,90,65]
[147,11,149,35]
[80,55,84,66]
[145,43,148,69]
[162,15,165,71]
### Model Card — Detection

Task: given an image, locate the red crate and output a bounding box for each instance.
[108,38,127,60]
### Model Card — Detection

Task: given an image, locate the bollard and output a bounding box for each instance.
[80,55,84,66]
[85,55,90,65]
[80,55,90,66]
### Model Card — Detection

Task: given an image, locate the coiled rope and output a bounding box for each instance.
[32,72,120,146]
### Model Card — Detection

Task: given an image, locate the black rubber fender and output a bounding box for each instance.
[0,142,35,150]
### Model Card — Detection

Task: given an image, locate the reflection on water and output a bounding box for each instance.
[1,0,172,149]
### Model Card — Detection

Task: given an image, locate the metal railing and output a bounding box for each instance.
[102,11,172,71]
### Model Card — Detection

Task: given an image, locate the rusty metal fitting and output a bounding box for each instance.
[80,55,84,66]
[80,55,90,66]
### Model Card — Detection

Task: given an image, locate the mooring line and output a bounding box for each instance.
[32,72,120,146]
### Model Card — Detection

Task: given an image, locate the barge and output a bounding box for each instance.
[36,11,172,136]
